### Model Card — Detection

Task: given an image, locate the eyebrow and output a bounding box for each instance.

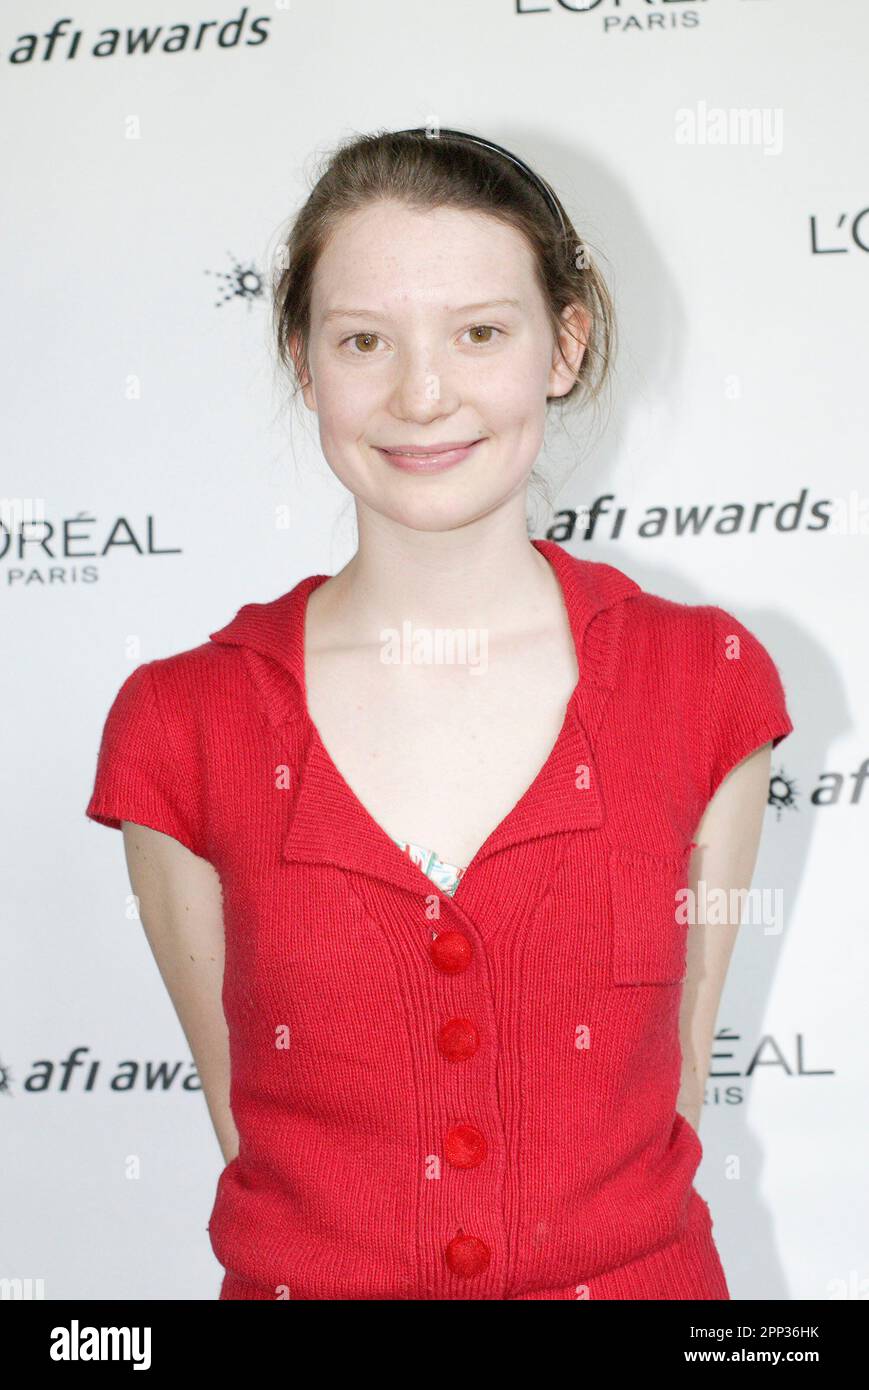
[321,298,523,324]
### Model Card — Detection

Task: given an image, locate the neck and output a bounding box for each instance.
[313,507,558,641]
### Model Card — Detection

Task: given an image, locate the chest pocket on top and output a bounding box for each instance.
[607,845,691,985]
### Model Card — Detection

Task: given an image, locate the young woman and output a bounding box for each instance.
[86,127,793,1300]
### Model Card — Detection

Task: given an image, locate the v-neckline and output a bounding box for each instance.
[209,538,641,907]
[294,540,586,905]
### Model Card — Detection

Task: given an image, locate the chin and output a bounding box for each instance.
[376,505,477,534]
[367,488,508,534]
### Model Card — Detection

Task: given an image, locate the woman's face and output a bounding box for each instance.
[299,200,584,533]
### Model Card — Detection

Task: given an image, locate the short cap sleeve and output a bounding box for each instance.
[705,606,794,802]
[85,661,207,859]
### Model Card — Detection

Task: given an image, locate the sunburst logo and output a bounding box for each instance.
[769,766,798,820]
[205,253,265,309]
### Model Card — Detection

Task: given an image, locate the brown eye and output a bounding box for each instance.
[352,333,379,352]
[465,325,499,344]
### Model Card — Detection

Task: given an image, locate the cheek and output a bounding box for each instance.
[481,338,552,419]
[481,366,549,454]
[311,363,368,451]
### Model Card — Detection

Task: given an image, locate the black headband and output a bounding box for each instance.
[394,127,568,238]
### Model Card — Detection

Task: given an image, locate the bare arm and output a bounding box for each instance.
[121,822,239,1165]
[677,741,774,1134]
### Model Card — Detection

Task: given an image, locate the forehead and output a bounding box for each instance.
[310,200,540,317]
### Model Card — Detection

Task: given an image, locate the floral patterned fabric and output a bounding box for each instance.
[392,837,467,897]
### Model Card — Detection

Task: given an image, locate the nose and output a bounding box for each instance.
[387,342,462,423]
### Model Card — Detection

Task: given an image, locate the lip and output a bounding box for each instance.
[375,439,485,473]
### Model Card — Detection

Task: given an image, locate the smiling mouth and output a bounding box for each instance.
[375,439,486,472]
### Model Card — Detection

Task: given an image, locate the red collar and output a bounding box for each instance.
[208,538,640,695]
[207,540,642,900]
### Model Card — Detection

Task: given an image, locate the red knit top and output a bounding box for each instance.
[85,539,794,1300]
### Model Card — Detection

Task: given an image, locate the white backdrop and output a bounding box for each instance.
[2,0,867,1301]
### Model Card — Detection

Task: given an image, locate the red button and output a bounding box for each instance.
[438,1018,479,1060]
[445,1234,491,1278]
[429,930,473,973]
[445,1124,487,1168]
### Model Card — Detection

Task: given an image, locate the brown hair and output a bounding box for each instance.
[271,128,617,506]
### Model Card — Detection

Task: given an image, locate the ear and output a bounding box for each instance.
[547,302,591,400]
[288,330,316,411]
